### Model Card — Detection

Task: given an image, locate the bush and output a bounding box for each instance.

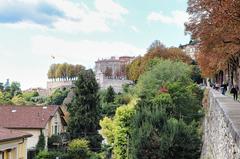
[48,135,62,148]
[11,95,26,105]
[68,139,90,159]
[22,91,39,101]
[48,88,69,105]
[36,150,69,159]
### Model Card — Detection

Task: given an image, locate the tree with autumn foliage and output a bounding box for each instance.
[47,63,85,81]
[185,0,240,83]
[126,40,192,81]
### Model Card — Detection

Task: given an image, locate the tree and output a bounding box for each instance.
[11,95,26,105]
[105,67,113,78]
[10,82,21,97]
[129,59,203,158]
[105,86,115,103]
[47,63,85,81]
[99,99,136,159]
[185,0,240,78]
[36,130,45,151]
[47,88,69,105]
[22,91,39,101]
[99,117,115,145]
[47,64,57,80]
[67,69,102,151]
[130,106,202,159]
[126,57,142,82]
[0,83,4,91]
[126,41,192,81]
[0,91,5,105]
[135,59,192,98]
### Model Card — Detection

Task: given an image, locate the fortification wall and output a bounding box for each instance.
[47,81,74,90]
[100,78,133,93]
[201,89,240,159]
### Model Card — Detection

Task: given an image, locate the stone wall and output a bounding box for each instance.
[100,78,133,93]
[47,81,74,90]
[201,89,240,159]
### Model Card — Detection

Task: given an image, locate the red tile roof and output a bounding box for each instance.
[0,127,32,142]
[0,105,60,129]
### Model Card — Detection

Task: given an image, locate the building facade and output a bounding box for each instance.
[95,56,135,79]
[179,40,198,60]
[95,56,135,92]
[0,128,32,159]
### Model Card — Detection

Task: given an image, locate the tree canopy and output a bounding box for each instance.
[48,63,85,81]
[67,69,102,151]
[126,41,192,81]
[185,0,240,77]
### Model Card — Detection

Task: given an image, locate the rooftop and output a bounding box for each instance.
[0,127,32,142]
[0,105,64,129]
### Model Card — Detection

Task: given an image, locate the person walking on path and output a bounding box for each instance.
[231,85,239,101]
[221,82,228,95]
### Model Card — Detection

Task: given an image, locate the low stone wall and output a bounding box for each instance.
[100,78,133,93]
[47,81,74,90]
[201,89,240,159]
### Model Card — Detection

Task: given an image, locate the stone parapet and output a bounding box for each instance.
[201,89,240,159]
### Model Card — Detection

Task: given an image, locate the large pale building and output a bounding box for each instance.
[95,56,135,79]
[95,56,135,92]
[179,40,198,60]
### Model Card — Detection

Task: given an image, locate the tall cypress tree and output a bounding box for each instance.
[67,69,102,151]
[36,129,45,151]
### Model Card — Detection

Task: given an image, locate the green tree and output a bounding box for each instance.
[99,117,114,145]
[11,95,26,105]
[0,83,4,91]
[67,69,102,151]
[22,91,39,101]
[100,101,136,159]
[10,82,21,97]
[105,86,115,103]
[113,101,136,159]
[48,88,69,105]
[135,59,192,98]
[130,105,202,159]
[0,91,5,105]
[36,130,45,151]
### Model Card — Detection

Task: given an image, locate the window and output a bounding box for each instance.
[55,125,58,135]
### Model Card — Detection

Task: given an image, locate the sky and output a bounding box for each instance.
[0,0,190,89]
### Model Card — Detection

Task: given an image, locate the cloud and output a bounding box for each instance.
[0,0,128,33]
[130,25,139,33]
[31,35,144,68]
[0,0,63,26]
[148,10,188,27]
[95,0,128,21]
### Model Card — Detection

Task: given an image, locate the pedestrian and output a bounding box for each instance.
[230,85,239,101]
[221,82,228,95]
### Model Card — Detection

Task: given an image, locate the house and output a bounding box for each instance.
[0,127,32,159]
[0,105,67,150]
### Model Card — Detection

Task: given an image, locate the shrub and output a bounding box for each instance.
[68,139,90,159]
[36,150,69,159]
[48,135,62,148]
